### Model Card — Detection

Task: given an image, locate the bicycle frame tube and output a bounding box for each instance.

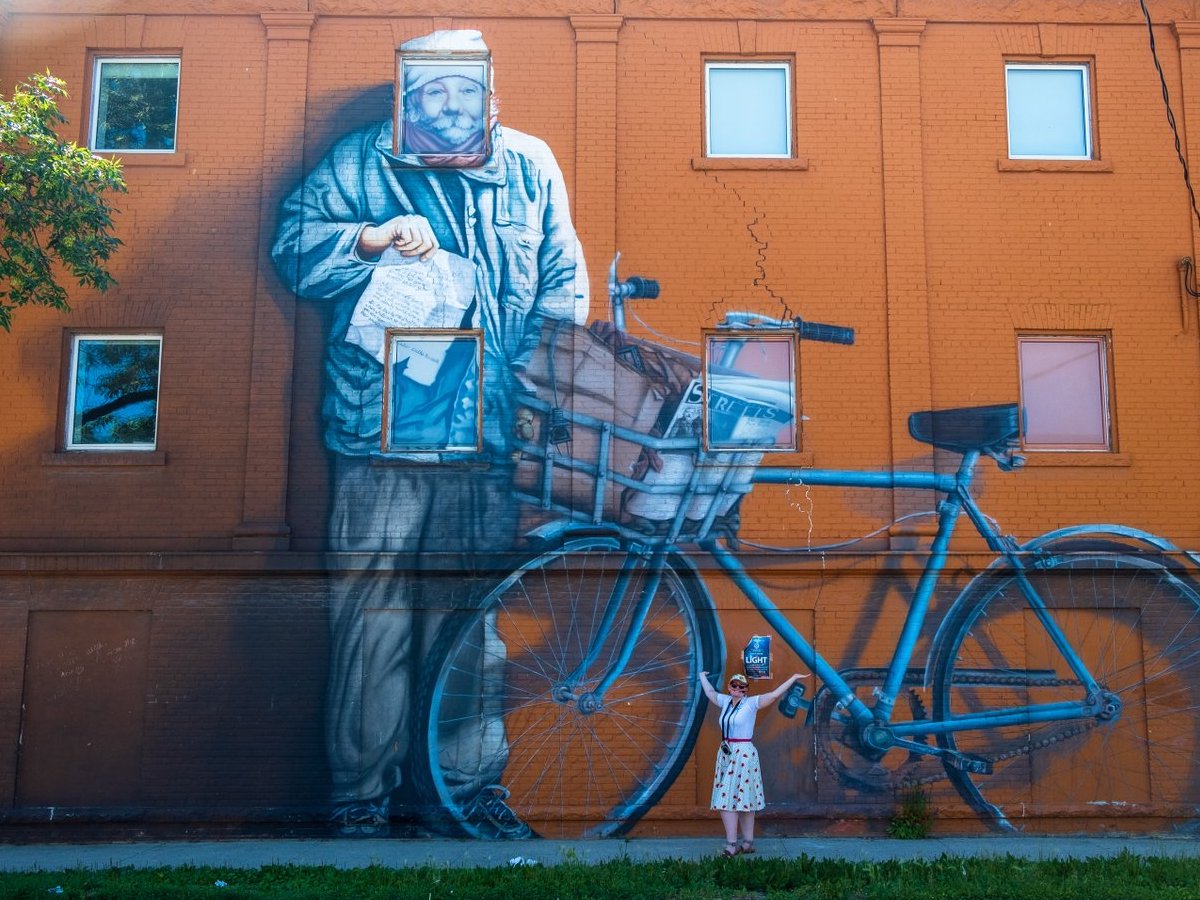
[996,560,1104,695]
[746,454,977,721]
[752,468,958,494]
[754,453,1106,722]
[889,699,1096,738]
[702,537,875,726]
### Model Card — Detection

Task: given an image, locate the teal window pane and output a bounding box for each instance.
[94,59,180,152]
[707,65,790,157]
[385,333,482,452]
[1007,66,1091,159]
[69,338,161,449]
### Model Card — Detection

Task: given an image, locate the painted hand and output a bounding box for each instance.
[358,214,439,260]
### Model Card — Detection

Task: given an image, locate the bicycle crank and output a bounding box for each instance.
[813,669,944,793]
[814,669,1101,793]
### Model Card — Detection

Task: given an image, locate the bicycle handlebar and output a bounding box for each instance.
[796,319,855,345]
[719,311,855,345]
[608,255,855,344]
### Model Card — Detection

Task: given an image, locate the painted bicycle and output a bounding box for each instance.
[411,264,1200,839]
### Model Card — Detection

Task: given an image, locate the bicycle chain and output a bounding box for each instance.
[814,670,1103,793]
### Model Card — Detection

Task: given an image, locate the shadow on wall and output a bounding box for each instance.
[284,84,394,552]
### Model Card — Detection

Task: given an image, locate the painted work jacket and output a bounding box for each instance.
[272,120,588,461]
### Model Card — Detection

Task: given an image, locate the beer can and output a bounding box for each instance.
[742,635,771,680]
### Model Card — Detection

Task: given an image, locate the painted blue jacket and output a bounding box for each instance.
[272,121,588,460]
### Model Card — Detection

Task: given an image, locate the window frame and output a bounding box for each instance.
[86,53,182,154]
[1017,333,1114,452]
[64,332,164,452]
[701,329,800,453]
[380,328,484,455]
[1004,62,1094,161]
[703,60,794,160]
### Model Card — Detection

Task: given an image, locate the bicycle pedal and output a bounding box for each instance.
[778,682,811,719]
[949,754,993,775]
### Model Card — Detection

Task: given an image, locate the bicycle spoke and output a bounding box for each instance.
[934,553,1200,831]
[419,538,714,838]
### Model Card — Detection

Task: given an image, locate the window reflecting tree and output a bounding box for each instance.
[70,338,161,448]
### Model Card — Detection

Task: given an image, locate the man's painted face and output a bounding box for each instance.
[412,75,485,145]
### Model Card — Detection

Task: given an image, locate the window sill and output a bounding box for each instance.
[92,151,187,168]
[1022,451,1130,467]
[369,457,493,470]
[692,156,810,172]
[997,158,1113,173]
[42,450,167,467]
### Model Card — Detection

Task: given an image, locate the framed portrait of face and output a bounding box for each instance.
[393,50,491,166]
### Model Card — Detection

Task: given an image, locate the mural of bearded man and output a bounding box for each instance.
[401,65,488,157]
[271,28,588,837]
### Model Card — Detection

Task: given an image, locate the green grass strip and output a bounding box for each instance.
[1,852,1199,900]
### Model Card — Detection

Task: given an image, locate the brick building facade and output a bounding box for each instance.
[3,0,1200,837]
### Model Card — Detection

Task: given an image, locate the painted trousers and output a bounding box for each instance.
[325,457,518,805]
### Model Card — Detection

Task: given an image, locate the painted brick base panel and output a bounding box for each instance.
[1,549,1198,838]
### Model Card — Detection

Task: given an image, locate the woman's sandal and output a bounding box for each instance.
[739,841,756,855]
[721,842,739,857]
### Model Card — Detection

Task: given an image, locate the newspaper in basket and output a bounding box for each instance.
[623,376,795,522]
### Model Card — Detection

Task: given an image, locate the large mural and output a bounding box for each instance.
[271,29,1200,839]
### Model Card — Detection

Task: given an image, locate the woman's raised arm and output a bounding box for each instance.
[756,673,809,709]
[698,670,721,707]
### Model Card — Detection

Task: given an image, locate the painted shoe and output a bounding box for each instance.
[331,798,390,837]
[462,785,533,839]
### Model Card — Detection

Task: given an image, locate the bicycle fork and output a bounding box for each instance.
[551,543,670,713]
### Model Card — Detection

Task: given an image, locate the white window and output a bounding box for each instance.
[65,334,163,450]
[705,62,792,158]
[703,332,798,451]
[1005,63,1092,160]
[89,57,180,153]
[1018,335,1111,451]
[382,330,483,453]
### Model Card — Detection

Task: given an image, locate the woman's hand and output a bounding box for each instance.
[758,672,809,708]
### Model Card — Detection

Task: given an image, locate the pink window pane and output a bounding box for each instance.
[705,335,797,451]
[1018,338,1110,449]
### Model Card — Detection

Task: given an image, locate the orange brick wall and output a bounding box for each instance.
[3,0,1200,836]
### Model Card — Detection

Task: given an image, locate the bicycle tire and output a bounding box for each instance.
[412,535,722,838]
[932,551,1200,832]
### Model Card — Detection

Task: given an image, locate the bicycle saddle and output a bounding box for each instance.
[907,403,1020,454]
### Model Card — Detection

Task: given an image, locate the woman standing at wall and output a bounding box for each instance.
[698,670,806,856]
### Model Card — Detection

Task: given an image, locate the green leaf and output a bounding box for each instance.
[0,71,126,332]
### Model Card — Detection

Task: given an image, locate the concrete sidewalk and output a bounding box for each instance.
[0,835,1197,872]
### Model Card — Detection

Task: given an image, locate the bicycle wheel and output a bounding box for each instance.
[413,535,721,838]
[932,552,1200,832]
